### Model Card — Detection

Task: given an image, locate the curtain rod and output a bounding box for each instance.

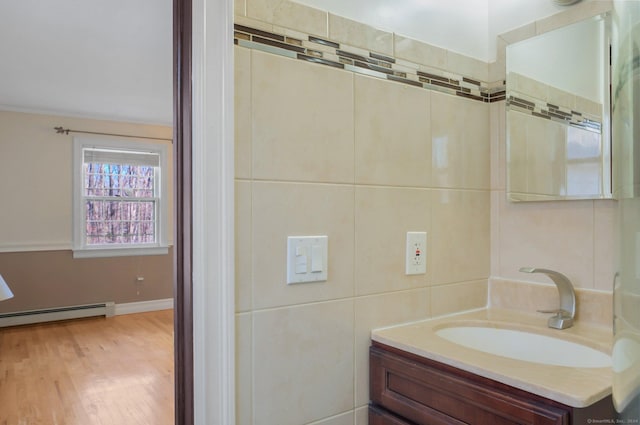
[54,126,173,142]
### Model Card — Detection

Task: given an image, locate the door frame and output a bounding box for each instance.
[173,0,194,423]
[174,0,236,424]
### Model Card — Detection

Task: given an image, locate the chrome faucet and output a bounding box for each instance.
[519,267,576,330]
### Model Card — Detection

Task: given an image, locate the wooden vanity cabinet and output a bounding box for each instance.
[370,342,613,425]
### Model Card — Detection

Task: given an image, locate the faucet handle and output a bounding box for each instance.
[537,309,574,329]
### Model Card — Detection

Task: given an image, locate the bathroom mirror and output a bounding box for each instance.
[506,13,612,202]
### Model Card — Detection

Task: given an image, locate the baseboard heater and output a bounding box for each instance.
[0,302,115,327]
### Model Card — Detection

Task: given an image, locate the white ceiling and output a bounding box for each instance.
[0,0,173,126]
[0,0,578,125]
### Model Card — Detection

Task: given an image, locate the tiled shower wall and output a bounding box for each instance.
[234,0,616,424]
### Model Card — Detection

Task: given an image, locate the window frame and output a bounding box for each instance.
[72,136,169,258]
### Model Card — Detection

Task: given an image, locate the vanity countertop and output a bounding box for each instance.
[371,308,613,408]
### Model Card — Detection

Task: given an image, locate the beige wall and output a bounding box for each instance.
[0,248,173,312]
[233,1,616,425]
[0,110,173,250]
[0,110,174,312]
[235,46,490,425]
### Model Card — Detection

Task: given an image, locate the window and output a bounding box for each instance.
[73,137,169,258]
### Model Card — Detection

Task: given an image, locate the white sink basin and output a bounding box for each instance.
[436,326,611,368]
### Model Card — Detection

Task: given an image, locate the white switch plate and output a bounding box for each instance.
[287,236,328,284]
[406,232,427,275]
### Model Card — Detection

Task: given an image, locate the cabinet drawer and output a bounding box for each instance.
[369,405,414,425]
[370,343,569,425]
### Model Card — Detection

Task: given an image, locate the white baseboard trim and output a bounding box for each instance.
[114,298,174,316]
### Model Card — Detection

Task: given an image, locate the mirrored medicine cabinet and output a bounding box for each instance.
[506,13,612,202]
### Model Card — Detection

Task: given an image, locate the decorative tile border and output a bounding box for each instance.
[506,90,602,133]
[234,24,506,103]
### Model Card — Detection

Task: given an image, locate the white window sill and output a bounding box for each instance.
[72,246,170,259]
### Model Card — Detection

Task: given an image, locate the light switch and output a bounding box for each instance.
[287,236,328,284]
[295,247,307,274]
[311,245,323,272]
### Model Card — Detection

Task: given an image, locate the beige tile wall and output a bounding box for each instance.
[354,75,431,187]
[235,44,490,424]
[233,1,617,424]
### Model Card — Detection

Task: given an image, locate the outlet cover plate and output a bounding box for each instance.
[406,232,427,275]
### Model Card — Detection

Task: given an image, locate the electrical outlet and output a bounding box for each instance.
[406,232,427,275]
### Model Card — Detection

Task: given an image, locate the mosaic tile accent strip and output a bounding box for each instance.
[234,23,506,103]
[506,91,602,133]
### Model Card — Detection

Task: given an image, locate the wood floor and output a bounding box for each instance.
[0,309,174,425]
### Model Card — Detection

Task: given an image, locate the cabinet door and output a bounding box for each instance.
[370,344,569,425]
